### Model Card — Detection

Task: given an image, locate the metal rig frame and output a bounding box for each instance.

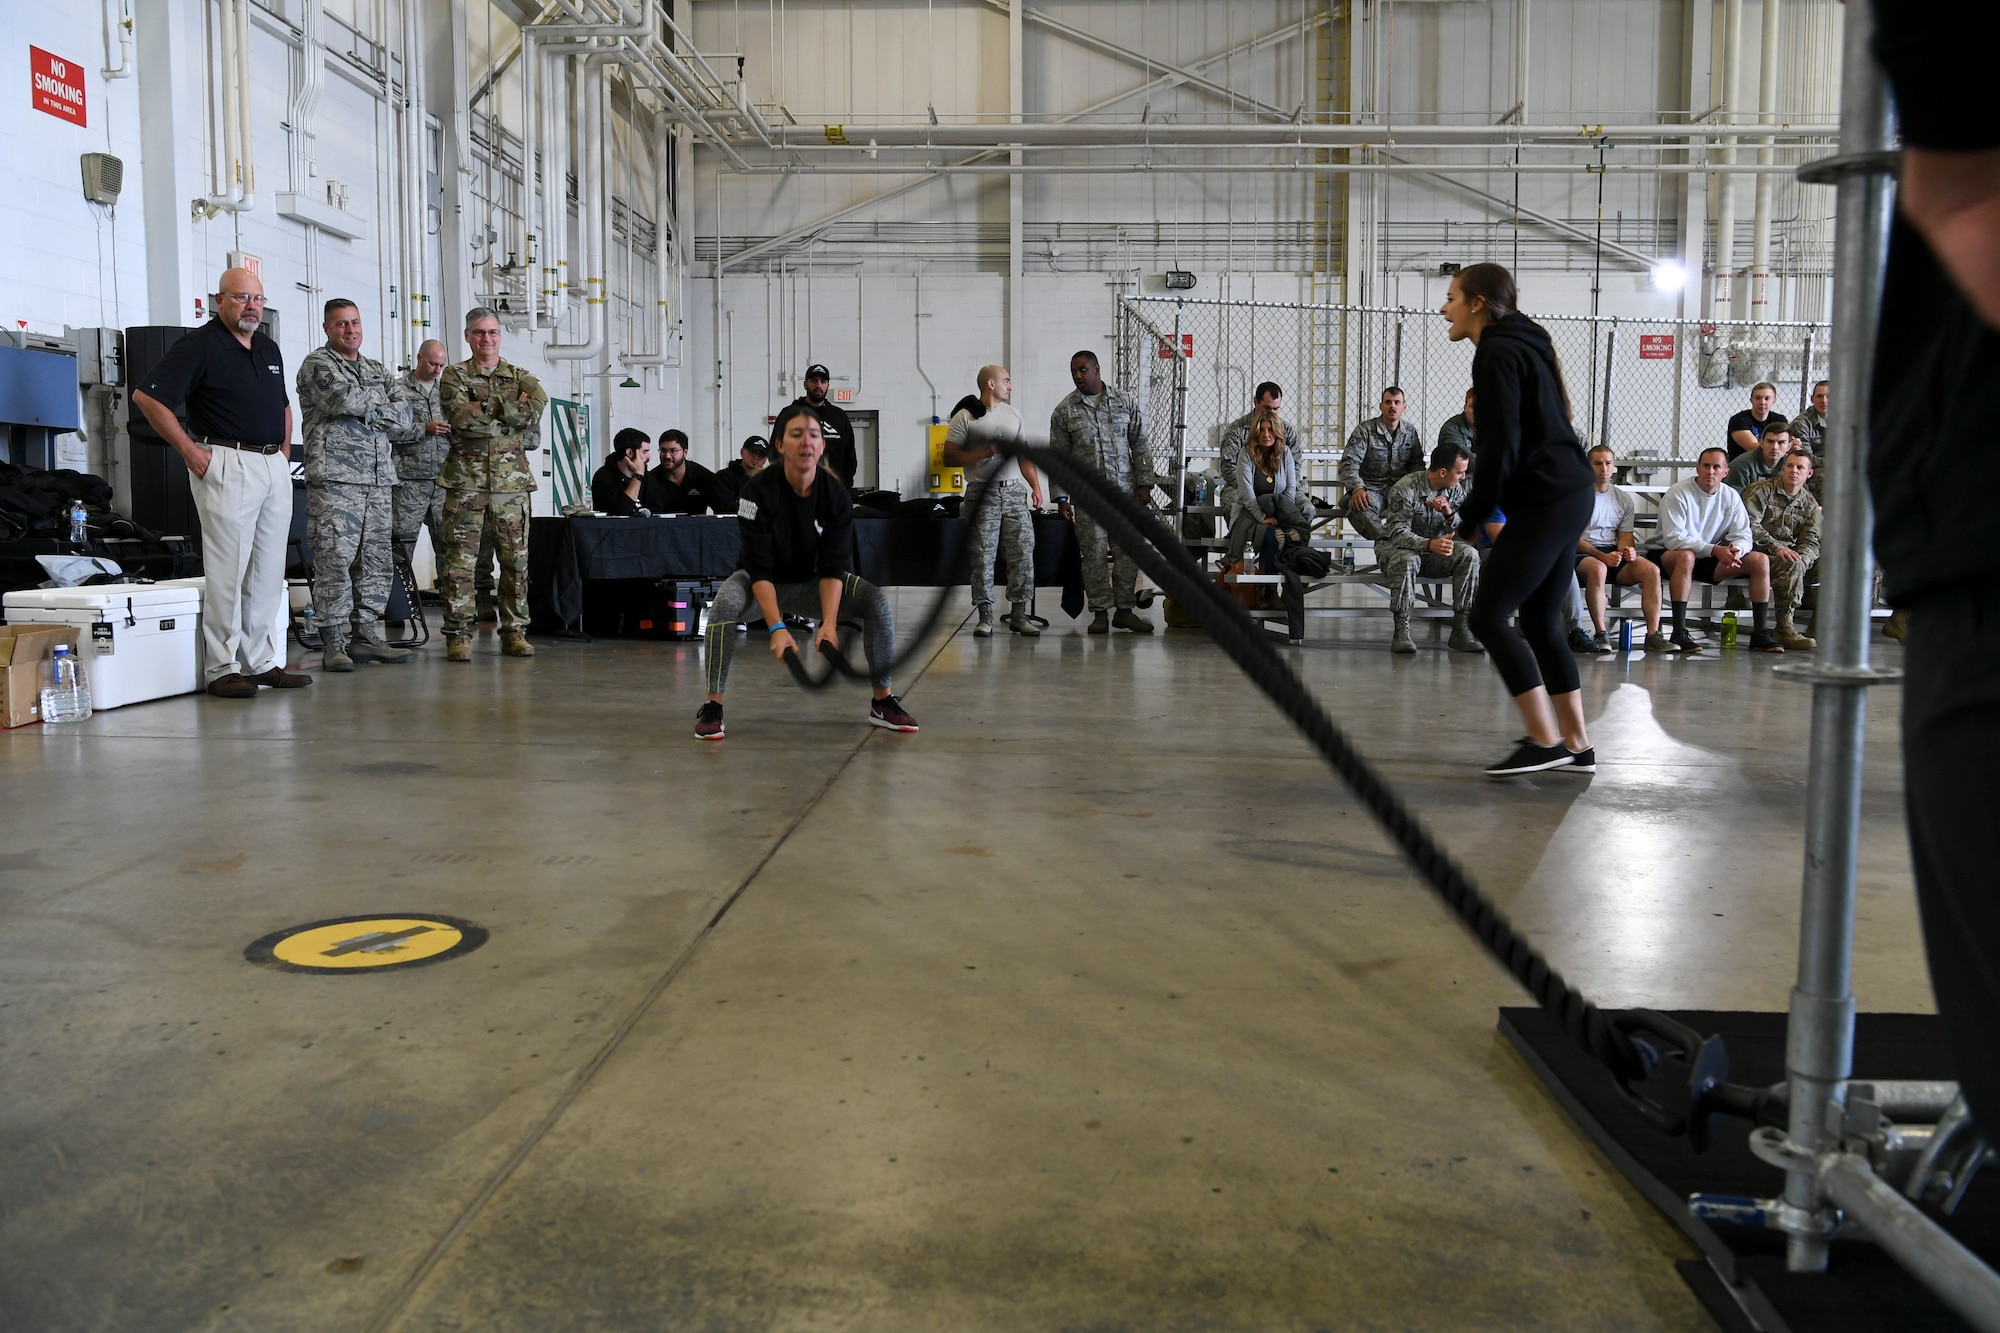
[1699,4,2000,1326]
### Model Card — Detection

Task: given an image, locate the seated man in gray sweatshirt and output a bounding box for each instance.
[1652,447,1779,654]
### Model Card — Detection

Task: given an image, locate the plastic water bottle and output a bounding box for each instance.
[1721,611,1739,648]
[40,644,92,724]
[68,501,88,548]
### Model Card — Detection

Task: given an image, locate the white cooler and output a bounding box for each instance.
[2,582,204,709]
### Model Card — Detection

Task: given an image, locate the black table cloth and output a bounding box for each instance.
[529,510,1084,634]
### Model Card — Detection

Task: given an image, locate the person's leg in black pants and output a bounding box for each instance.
[1467,490,1594,760]
[1901,579,2000,1129]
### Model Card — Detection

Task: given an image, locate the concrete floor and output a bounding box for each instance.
[0,598,1930,1332]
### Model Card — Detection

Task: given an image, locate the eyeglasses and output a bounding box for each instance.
[218,291,267,306]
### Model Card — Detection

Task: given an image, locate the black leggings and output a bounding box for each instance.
[1468,489,1594,698]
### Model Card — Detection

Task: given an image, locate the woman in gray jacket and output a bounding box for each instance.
[1222,408,1315,570]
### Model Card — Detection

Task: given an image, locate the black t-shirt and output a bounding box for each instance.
[737,465,854,585]
[639,459,716,515]
[137,318,290,445]
[590,459,643,516]
[1725,409,1775,459]
[709,459,767,515]
[795,396,857,484]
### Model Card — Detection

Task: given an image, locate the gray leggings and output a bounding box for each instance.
[704,570,896,693]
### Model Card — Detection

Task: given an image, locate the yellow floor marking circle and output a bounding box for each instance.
[246,914,487,974]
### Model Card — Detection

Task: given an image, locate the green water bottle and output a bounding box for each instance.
[1721,611,1739,648]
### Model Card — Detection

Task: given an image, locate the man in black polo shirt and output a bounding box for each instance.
[638,429,715,514]
[794,364,857,485]
[132,267,311,698]
[693,403,917,740]
[590,428,651,516]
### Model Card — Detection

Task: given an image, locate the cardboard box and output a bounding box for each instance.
[0,625,82,728]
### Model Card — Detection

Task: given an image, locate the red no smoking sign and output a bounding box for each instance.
[31,47,87,127]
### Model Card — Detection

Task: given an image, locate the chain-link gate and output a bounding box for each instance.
[1116,296,1831,557]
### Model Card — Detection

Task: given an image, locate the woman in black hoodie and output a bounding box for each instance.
[1441,264,1598,776]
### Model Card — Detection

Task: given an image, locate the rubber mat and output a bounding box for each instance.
[1498,1008,1997,1332]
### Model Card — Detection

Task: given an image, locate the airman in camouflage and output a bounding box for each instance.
[1744,450,1822,650]
[1376,444,1483,654]
[390,339,499,615]
[437,307,547,660]
[1049,350,1155,633]
[297,300,415,669]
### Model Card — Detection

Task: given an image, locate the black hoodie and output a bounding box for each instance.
[1457,312,1592,538]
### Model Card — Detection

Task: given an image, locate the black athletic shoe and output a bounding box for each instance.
[1592,631,1616,657]
[1564,746,1598,773]
[694,701,725,741]
[1484,737,1574,777]
[1568,628,1598,654]
[869,695,920,732]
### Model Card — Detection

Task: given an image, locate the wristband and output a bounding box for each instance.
[768,622,786,635]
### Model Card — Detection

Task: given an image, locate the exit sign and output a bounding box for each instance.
[1638,334,1676,360]
[833,388,855,403]
[30,47,87,127]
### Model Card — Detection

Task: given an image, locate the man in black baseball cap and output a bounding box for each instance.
[710,433,772,514]
[793,364,857,485]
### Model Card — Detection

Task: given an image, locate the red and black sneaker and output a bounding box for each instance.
[868,695,919,733]
[694,700,725,741]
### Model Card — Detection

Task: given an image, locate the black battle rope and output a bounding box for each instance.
[770,448,1740,1135]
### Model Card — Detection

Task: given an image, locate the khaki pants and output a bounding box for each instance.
[187,446,292,681]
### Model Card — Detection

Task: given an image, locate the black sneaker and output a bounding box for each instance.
[869,695,920,732]
[694,701,725,741]
[1568,628,1598,654]
[1671,628,1704,656]
[1563,746,1598,773]
[1484,737,1574,777]
[1593,631,1616,657]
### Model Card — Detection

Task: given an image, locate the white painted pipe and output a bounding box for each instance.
[403,0,425,347]
[1750,0,1782,319]
[233,0,255,210]
[208,0,242,210]
[546,56,608,362]
[621,119,676,367]
[1712,0,1745,317]
[766,120,1826,151]
[101,0,133,80]
[288,0,323,197]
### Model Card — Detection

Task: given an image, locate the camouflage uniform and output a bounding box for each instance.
[1376,469,1480,617]
[1049,387,1153,611]
[389,368,495,601]
[297,344,412,638]
[1744,476,1822,611]
[950,402,1037,613]
[1337,416,1425,540]
[437,357,547,634]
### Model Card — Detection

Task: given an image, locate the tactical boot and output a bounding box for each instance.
[973,605,994,638]
[501,630,536,658]
[1390,615,1416,655]
[1449,616,1485,654]
[1087,610,1110,635]
[445,634,473,662]
[1776,611,1817,652]
[349,626,414,664]
[1882,608,1907,643]
[321,630,355,673]
[1007,603,1041,636]
[1112,608,1153,634]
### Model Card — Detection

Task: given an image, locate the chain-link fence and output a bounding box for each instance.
[1116,296,1832,544]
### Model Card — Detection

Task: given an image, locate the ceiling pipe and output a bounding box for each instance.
[767,121,1831,151]
[233,0,255,211]
[720,160,1811,177]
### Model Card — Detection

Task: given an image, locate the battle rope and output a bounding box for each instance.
[765,448,1739,1142]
